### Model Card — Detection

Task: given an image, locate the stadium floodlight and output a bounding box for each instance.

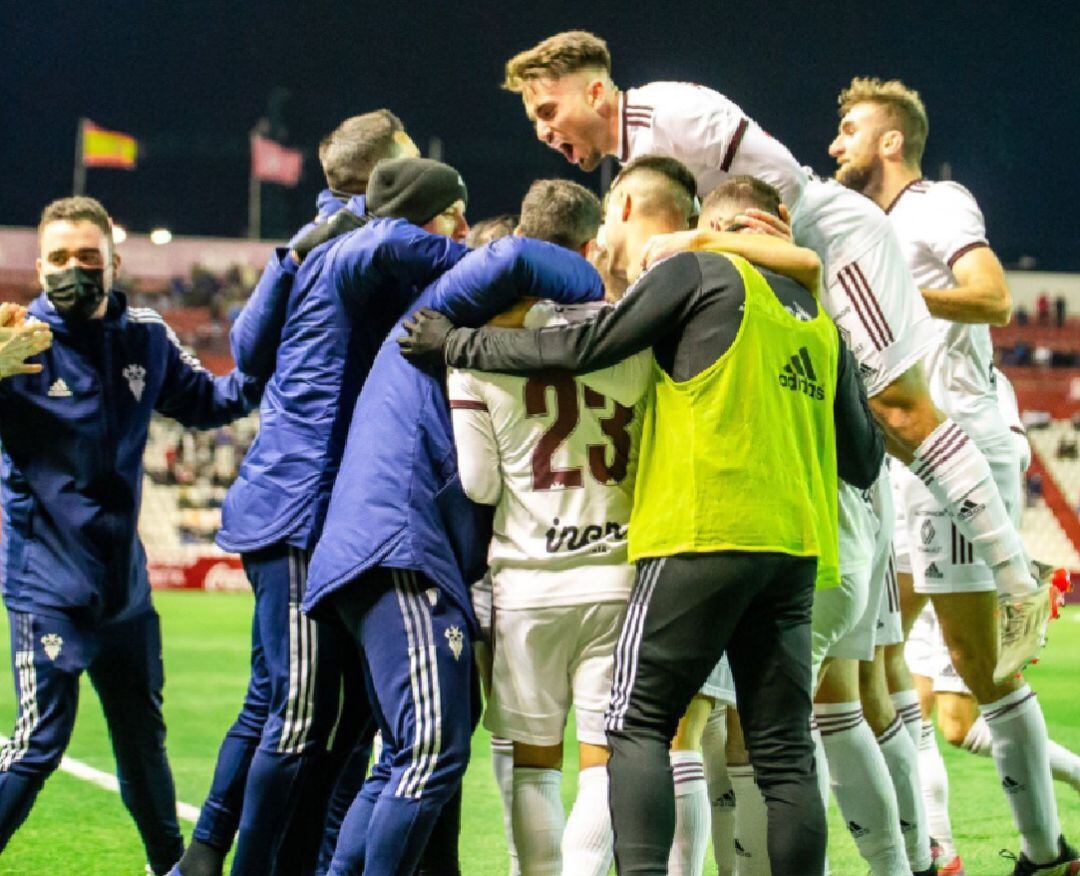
[111,224,127,245]
[149,228,173,245]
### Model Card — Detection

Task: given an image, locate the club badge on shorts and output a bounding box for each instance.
[445,625,464,661]
[41,633,63,661]
[123,363,147,401]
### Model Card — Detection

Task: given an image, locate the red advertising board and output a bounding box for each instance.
[148,552,248,592]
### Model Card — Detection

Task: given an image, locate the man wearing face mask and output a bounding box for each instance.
[0,196,261,875]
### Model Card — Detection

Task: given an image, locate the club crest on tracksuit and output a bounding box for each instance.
[123,363,146,401]
[41,633,63,661]
[445,625,464,661]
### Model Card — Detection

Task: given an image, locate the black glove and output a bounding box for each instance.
[398,308,455,366]
[289,209,367,263]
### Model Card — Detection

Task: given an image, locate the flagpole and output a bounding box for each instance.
[247,129,261,240]
[248,171,261,239]
[73,118,87,196]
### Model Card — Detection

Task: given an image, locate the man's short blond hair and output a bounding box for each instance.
[503,31,611,92]
[838,77,929,165]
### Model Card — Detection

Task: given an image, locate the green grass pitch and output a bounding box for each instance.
[1,592,1077,874]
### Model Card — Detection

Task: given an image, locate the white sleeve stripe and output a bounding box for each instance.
[127,307,208,373]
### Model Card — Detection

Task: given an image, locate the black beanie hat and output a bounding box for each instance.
[367,158,468,226]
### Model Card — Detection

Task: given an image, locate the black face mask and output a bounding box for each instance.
[44,266,107,321]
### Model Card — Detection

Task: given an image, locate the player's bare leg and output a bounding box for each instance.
[667,697,712,876]
[930,689,1080,795]
[815,657,908,875]
[886,569,927,748]
[932,591,1067,867]
[871,367,1047,681]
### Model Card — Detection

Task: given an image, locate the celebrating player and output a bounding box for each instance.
[176,109,421,876]
[400,156,886,876]
[830,76,1078,875]
[0,196,262,875]
[447,179,648,876]
[500,29,1051,692]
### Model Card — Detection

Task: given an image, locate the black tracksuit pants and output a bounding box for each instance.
[605,551,826,876]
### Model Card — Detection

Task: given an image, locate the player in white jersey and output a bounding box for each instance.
[830,76,1077,875]
[450,299,647,876]
[903,371,1080,872]
[448,184,651,875]
[501,29,1049,687]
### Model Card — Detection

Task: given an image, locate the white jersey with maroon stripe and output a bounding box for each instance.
[447,302,650,611]
[790,177,935,397]
[887,179,1012,458]
[617,82,808,205]
[617,81,933,397]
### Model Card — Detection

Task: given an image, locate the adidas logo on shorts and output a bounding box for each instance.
[777,347,825,400]
[925,562,944,580]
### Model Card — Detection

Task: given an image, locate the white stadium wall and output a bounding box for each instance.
[0,225,275,286]
[1004,270,1080,312]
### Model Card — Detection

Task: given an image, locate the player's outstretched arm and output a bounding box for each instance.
[155,322,261,428]
[642,227,821,294]
[332,218,469,317]
[429,237,603,327]
[400,253,703,374]
[0,304,52,381]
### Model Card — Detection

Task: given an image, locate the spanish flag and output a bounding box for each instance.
[80,119,138,169]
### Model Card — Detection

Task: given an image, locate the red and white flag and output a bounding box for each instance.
[250,134,303,186]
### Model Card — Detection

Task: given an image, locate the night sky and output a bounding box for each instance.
[4,2,1078,269]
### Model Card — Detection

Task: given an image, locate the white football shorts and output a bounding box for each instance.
[486,600,628,747]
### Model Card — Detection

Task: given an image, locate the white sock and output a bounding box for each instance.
[492,737,520,876]
[812,723,832,876]
[890,689,923,748]
[918,720,956,860]
[729,764,772,876]
[815,702,908,876]
[911,420,1034,597]
[668,750,710,876]
[878,715,932,871]
[701,705,736,875]
[979,686,1061,863]
[511,768,564,876]
[966,714,1080,793]
[562,765,613,876]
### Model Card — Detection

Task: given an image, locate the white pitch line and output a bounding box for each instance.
[0,735,200,822]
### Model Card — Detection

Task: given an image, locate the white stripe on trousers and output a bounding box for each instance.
[393,571,443,800]
[1,614,39,771]
[279,547,318,754]
[606,558,664,733]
